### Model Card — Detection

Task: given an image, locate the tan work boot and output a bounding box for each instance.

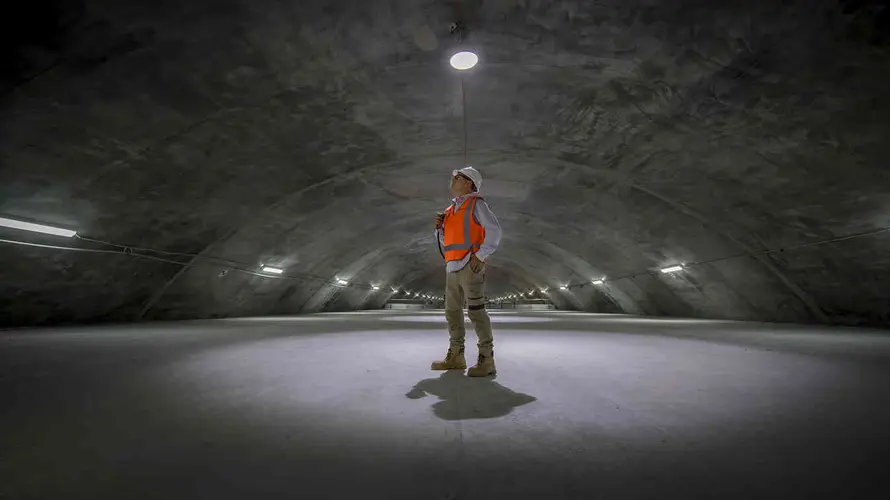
[467,347,497,377]
[431,345,467,370]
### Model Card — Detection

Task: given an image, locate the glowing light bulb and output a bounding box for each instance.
[450,51,478,70]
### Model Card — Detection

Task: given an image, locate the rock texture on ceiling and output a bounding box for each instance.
[1,0,889,327]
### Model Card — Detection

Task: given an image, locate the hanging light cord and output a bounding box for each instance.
[454,2,469,166]
[459,25,468,165]
[461,75,468,166]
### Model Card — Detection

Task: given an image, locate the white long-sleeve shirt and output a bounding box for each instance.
[437,194,502,273]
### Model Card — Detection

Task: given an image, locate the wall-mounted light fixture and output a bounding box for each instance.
[0,217,77,237]
[660,265,684,274]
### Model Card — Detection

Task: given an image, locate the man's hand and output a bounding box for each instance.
[435,213,445,229]
[469,254,484,274]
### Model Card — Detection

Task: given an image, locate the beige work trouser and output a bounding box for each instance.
[445,263,493,350]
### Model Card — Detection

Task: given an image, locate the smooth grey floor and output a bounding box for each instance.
[2,311,889,499]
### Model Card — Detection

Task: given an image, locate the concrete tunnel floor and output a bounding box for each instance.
[2,310,890,499]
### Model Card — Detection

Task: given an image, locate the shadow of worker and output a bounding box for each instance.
[405,371,537,421]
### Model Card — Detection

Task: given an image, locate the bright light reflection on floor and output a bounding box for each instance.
[380,315,556,323]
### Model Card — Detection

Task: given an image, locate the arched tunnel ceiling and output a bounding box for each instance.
[1,0,889,326]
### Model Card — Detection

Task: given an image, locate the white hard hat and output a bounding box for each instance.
[452,166,483,192]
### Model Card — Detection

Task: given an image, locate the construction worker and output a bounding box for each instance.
[432,166,502,377]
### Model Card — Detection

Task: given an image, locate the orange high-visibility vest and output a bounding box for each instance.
[442,195,486,263]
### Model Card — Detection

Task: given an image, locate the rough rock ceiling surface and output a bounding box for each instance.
[1,0,888,327]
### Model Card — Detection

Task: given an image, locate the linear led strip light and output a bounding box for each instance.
[0,217,77,237]
[660,265,684,274]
